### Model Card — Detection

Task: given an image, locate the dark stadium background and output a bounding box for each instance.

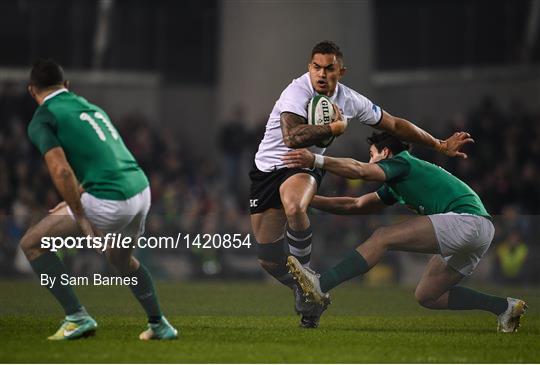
[0,0,539,288]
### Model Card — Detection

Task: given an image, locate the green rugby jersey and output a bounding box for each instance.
[27,89,149,200]
[375,151,489,217]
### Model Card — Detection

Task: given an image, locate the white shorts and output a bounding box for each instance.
[67,187,151,238]
[428,212,494,276]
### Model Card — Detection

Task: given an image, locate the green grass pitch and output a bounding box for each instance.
[0,281,538,363]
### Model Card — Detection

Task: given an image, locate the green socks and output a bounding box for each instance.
[30,252,82,315]
[319,250,369,293]
[448,286,508,315]
[128,263,163,323]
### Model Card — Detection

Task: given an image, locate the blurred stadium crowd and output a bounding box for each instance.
[0,82,538,285]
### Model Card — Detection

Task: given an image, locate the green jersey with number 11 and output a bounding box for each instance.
[28,89,149,200]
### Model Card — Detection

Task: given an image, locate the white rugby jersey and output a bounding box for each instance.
[254,72,383,172]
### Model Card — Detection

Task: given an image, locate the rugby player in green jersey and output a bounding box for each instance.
[20,59,177,340]
[282,132,527,332]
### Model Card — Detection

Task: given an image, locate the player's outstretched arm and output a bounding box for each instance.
[44,147,100,237]
[376,110,474,158]
[282,149,386,181]
[280,110,347,148]
[311,192,387,215]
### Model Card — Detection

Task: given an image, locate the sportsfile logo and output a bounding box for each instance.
[40,233,252,252]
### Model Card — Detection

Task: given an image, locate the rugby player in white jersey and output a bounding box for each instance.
[249,41,473,328]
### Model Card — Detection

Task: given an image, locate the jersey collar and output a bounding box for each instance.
[43,88,68,103]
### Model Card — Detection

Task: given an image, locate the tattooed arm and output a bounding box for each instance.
[280,106,348,148]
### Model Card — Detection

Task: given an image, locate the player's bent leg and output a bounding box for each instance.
[414,256,464,309]
[423,213,527,332]
[280,173,317,267]
[106,194,177,340]
[20,205,98,340]
[314,216,440,294]
[20,205,80,261]
[251,208,287,243]
[280,175,325,328]
[279,173,316,231]
[357,216,440,268]
[257,240,322,327]
[251,208,322,327]
[415,256,527,332]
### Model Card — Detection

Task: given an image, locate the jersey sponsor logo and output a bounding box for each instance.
[250,199,259,208]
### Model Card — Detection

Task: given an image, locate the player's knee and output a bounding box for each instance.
[20,228,40,257]
[282,201,307,220]
[107,251,135,275]
[414,287,437,308]
[369,226,390,248]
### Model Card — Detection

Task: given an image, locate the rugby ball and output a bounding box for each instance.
[307,95,336,148]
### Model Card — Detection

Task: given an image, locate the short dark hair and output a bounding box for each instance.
[311,41,343,63]
[367,132,410,155]
[30,59,64,90]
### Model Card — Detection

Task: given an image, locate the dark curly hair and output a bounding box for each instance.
[367,132,410,155]
[30,59,64,90]
[311,41,343,64]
